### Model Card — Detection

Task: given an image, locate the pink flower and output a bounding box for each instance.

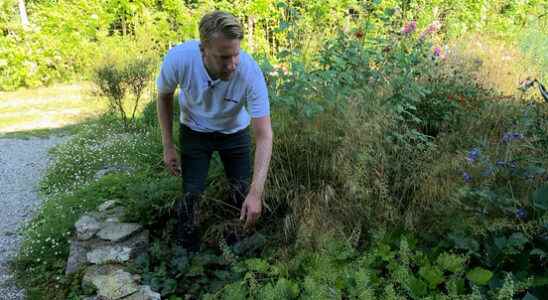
[433,47,441,57]
[419,20,441,39]
[401,21,417,35]
[425,21,441,34]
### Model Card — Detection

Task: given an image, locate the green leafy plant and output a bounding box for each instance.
[93,57,154,129]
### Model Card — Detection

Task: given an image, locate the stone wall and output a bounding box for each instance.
[66,200,161,300]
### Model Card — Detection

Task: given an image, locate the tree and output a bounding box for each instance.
[18,0,29,28]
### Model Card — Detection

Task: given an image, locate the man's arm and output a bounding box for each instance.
[240,115,273,228]
[157,91,181,176]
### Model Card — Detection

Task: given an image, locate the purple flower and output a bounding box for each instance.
[433,47,441,57]
[515,208,527,220]
[401,21,417,35]
[463,172,472,183]
[502,132,524,143]
[466,148,480,163]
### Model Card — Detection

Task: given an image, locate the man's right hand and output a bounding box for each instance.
[163,145,181,176]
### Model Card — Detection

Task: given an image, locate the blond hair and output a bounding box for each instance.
[199,11,244,43]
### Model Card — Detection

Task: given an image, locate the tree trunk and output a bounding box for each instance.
[247,15,255,53]
[122,18,127,36]
[18,0,30,28]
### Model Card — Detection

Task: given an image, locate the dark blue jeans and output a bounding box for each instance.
[175,124,251,249]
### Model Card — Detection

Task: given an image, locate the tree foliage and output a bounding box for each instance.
[0,0,545,90]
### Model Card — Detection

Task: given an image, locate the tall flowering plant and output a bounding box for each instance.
[447,102,548,293]
[378,18,464,138]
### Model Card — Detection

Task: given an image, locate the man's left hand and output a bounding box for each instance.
[240,193,262,229]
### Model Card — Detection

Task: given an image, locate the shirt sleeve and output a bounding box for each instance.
[246,60,270,118]
[156,47,180,94]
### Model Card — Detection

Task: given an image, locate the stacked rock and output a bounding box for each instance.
[65,200,160,300]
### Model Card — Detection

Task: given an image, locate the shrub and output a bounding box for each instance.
[93,56,155,129]
[139,92,180,128]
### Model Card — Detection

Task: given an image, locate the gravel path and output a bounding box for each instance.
[0,136,68,300]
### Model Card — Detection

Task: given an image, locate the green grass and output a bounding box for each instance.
[0,119,99,139]
[0,82,108,137]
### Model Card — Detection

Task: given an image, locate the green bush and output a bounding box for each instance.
[124,176,181,227]
[139,92,180,128]
[93,56,155,129]
[1,0,545,91]
[262,16,485,241]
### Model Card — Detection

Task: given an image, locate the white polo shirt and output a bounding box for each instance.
[156,40,270,134]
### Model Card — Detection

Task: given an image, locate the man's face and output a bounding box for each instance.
[201,35,240,81]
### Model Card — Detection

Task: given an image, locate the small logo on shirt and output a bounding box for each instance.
[224,98,239,104]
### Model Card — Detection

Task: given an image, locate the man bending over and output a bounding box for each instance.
[156,11,273,251]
